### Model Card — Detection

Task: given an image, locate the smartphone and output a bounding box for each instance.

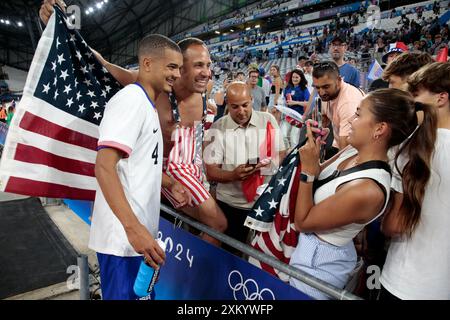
[313,96,322,129]
[246,157,260,168]
[314,96,326,162]
[316,97,322,129]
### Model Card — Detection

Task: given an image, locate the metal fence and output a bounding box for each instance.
[40,198,363,300]
[160,203,363,300]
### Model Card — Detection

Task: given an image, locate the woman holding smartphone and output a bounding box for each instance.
[289,89,438,299]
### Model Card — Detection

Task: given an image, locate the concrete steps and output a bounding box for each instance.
[1,192,99,300]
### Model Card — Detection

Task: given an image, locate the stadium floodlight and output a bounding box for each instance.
[88,7,94,13]
[230,29,234,32]
[215,30,220,34]
[17,22,23,27]
[85,10,90,15]
[0,19,4,24]
[104,0,108,3]
[255,25,260,28]
[96,2,103,9]
[245,27,250,30]
[5,20,10,25]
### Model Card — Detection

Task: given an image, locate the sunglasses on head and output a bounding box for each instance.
[313,62,339,71]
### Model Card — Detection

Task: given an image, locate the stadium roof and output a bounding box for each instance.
[0,0,259,70]
[0,0,423,70]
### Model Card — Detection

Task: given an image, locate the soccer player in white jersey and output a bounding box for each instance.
[40,1,226,248]
[89,34,184,300]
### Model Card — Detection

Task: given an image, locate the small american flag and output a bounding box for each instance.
[0,6,121,200]
[244,146,301,282]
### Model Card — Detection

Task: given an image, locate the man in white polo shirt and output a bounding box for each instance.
[204,82,286,255]
[89,34,186,300]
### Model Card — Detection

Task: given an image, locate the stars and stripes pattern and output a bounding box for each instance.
[0,6,121,200]
[162,124,209,206]
[244,146,301,282]
[161,93,210,206]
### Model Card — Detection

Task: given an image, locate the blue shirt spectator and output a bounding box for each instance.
[284,85,310,115]
[329,36,361,88]
[284,69,310,115]
[339,63,360,88]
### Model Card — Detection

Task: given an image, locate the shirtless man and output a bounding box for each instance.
[40,1,227,246]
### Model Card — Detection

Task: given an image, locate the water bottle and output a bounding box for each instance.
[133,238,166,298]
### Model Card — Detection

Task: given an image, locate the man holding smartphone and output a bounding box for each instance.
[204,82,286,255]
[312,61,364,158]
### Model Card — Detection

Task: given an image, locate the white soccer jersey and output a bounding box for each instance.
[89,83,163,257]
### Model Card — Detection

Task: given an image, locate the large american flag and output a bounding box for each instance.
[244,145,301,282]
[0,6,121,200]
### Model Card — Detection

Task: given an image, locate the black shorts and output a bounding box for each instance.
[216,200,251,256]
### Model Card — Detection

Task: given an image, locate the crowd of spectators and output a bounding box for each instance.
[209,1,449,78]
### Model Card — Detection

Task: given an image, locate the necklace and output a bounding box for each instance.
[337,156,359,171]
[345,156,360,170]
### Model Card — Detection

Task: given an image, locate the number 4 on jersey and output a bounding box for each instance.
[152,143,158,165]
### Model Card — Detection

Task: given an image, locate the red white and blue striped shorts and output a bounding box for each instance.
[161,126,210,207]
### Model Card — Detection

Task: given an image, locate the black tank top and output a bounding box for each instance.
[270,84,282,94]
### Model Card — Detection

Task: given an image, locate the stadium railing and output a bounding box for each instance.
[160,203,363,300]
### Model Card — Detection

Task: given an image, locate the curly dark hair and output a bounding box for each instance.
[287,69,308,90]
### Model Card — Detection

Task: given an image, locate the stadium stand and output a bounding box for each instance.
[204,0,449,81]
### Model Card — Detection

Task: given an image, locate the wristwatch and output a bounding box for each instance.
[300,172,315,183]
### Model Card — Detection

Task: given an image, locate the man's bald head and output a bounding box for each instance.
[226,82,253,126]
[227,81,252,100]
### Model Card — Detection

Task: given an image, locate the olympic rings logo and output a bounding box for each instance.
[228,270,275,300]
